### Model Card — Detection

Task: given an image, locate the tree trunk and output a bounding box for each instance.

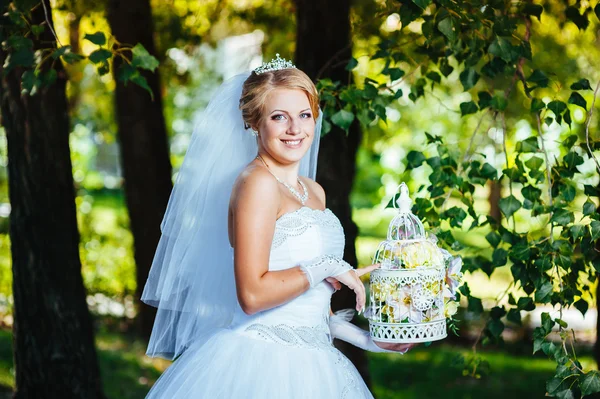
[106,0,172,339]
[295,0,372,388]
[488,180,501,221]
[0,2,104,397]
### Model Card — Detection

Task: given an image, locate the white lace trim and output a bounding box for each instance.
[272,207,344,249]
[243,322,363,398]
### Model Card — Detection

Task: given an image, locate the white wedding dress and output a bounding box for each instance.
[146,206,374,398]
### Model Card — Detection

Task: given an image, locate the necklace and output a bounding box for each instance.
[256,154,309,205]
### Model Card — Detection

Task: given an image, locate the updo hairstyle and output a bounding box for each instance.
[239,68,320,131]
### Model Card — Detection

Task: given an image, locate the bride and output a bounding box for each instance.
[142,55,414,398]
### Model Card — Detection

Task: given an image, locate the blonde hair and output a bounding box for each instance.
[239,68,320,130]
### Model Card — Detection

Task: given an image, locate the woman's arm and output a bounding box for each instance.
[231,167,310,315]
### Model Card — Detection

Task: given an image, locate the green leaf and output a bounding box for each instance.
[516,136,539,153]
[489,36,517,63]
[130,74,154,99]
[596,3,600,21]
[487,319,504,338]
[535,281,553,303]
[21,70,36,94]
[525,156,544,171]
[547,100,567,116]
[490,95,508,111]
[523,3,543,20]
[460,101,478,116]
[581,370,600,396]
[560,184,576,202]
[481,163,498,179]
[468,296,483,313]
[407,151,426,168]
[551,209,574,226]
[564,151,584,170]
[542,312,555,332]
[566,6,589,30]
[517,297,535,311]
[492,248,508,266]
[562,135,578,149]
[568,92,587,110]
[459,68,480,90]
[84,32,107,46]
[411,0,431,9]
[507,308,522,325]
[499,195,521,219]
[437,17,457,41]
[574,299,589,316]
[584,199,596,216]
[590,220,600,241]
[88,48,112,64]
[478,91,492,108]
[345,57,358,71]
[570,78,592,90]
[117,63,136,82]
[564,110,572,127]
[569,225,585,240]
[510,243,531,261]
[31,24,45,37]
[331,109,355,131]
[527,70,549,88]
[131,43,160,71]
[426,71,441,83]
[530,97,545,113]
[62,51,86,64]
[4,49,34,71]
[486,231,501,247]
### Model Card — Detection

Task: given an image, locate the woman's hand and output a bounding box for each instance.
[329,263,380,312]
[373,341,418,354]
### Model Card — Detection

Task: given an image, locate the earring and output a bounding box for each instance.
[251,129,258,137]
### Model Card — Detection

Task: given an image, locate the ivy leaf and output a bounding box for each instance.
[407,150,426,168]
[345,57,358,71]
[560,184,576,202]
[499,195,521,218]
[492,248,508,266]
[468,296,483,313]
[478,91,492,108]
[564,110,572,128]
[550,209,574,226]
[84,32,107,46]
[387,68,405,81]
[564,151,584,170]
[523,3,543,20]
[487,319,504,338]
[411,0,431,9]
[459,68,480,90]
[131,43,159,71]
[516,136,539,153]
[547,100,567,116]
[460,101,478,116]
[535,281,553,303]
[562,135,578,150]
[581,370,600,396]
[507,308,522,325]
[525,156,543,171]
[596,3,600,21]
[568,92,587,110]
[569,225,585,240]
[489,36,518,63]
[517,297,535,311]
[566,6,589,30]
[331,109,355,131]
[4,49,35,71]
[130,74,154,99]
[570,78,592,90]
[88,48,112,64]
[530,97,545,113]
[574,299,589,317]
[438,17,457,41]
[590,221,600,241]
[426,71,441,83]
[485,231,501,247]
[527,69,549,88]
[583,199,596,216]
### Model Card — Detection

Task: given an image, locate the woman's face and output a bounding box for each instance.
[255,88,315,166]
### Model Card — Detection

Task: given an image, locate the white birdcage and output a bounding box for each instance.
[368,183,453,343]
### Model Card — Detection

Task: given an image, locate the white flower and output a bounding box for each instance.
[445,256,463,298]
[445,300,459,317]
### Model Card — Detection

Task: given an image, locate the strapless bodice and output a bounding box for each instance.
[229,207,346,346]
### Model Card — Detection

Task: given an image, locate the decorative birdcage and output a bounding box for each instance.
[368,183,459,343]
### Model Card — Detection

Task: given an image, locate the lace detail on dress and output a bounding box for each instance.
[272,207,343,249]
[243,321,362,398]
[244,323,332,349]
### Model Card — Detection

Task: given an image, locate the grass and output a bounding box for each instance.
[0,326,577,398]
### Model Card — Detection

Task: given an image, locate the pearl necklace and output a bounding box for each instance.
[256,154,309,205]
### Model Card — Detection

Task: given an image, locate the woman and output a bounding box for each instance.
[142,55,413,398]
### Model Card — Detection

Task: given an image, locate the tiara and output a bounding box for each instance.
[253,53,296,75]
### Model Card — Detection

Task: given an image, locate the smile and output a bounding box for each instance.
[280,138,304,148]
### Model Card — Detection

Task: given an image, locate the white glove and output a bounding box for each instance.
[329,309,405,354]
[299,254,353,288]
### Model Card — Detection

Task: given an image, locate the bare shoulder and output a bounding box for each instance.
[231,164,281,211]
[299,176,326,208]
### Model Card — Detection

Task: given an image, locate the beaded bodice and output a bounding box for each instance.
[229,207,346,346]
